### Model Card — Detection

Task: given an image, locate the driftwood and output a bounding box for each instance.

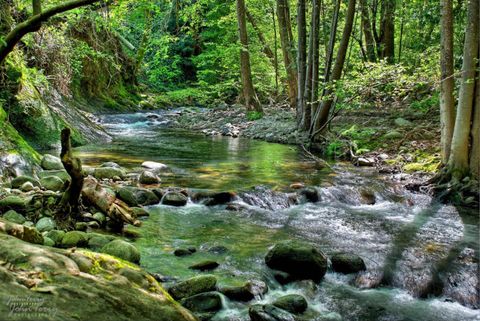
[82,177,141,230]
[59,128,84,217]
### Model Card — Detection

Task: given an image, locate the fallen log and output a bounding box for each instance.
[82,177,141,230]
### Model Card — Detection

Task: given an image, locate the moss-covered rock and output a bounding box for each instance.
[331,253,366,274]
[44,229,65,246]
[0,195,30,212]
[117,186,159,207]
[168,275,217,300]
[2,210,26,224]
[180,292,222,313]
[41,154,64,170]
[272,294,308,314]
[35,217,56,232]
[40,175,65,191]
[11,175,40,189]
[101,239,140,263]
[61,231,88,248]
[94,167,126,180]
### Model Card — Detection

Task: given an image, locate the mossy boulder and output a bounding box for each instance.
[38,170,70,183]
[44,229,65,246]
[11,175,40,189]
[180,292,222,313]
[3,210,26,224]
[41,154,64,170]
[88,235,114,250]
[168,275,217,300]
[0,196,30,212]
[162,192,188,207]
[331,253,366,274]
[35,217,56,232]
[43,236,55,247]
[220,280,267,302]
[117,187,159,207]
[249,304,295,321]
[94,167,126,180]
[101,240,140,264]
[61,231,88,248]
[265,241,328,282]
[139,170,160,184]
[40,176,65,191]
[272,294,308,314]
[189,260,219,271]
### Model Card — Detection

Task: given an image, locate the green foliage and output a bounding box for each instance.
[340,125,378,154]
[246,111,263,121]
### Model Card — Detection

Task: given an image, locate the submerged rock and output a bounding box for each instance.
[139,170,161,184]
[162,192,188,206]
[249,304,295,321]
[180,292,223,312]
[117,186,159,207]
[189,260,219,271]
[168,275,217,300]
[174,248,196,257]
[265,241,328,282]
[191,191,236,206]
[101,239,140,264]
[331,253,366,274]
[41,154,64,170]
[298,187,319,203]
[272,294,308,314]
[220,280,267,302]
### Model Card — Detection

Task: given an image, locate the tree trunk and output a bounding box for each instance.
[236,0,262,113]
[324,0,341,84]
[272,5,279,94]
[246,8,275,64]
[32,0,42,15]
[440,0,456,164]
[0,0,101,65]
[276,0,297,108]
[297,0,307,126]
[448,0,479,178]
[311,0,356,138]
[379,0,395,62]
[59,128,84,217]
[470,56,480,179]
[360,0,376,62]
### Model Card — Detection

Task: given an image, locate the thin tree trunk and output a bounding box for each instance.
[448,0,479,178]
[324,0,341,84]
[236,0,262,113]
[311,0,356,138]
[397,0,405,63]
[0,0,101,65]
[297,0,307,126]
[440,0,456,164]
[360,0,376,62]
[303,0,315,130]
[276,0,297,108]
[246,8,275,64]
[380,0,395,62]
[470,54,480,179]
[272,5,279,94]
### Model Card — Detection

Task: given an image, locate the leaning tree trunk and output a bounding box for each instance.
[59,128,84,219]
[236,0,262,113]
[0,0,101,65]
[448,0,479,179]
[440,0,456,164]
[310,0,356,139]
[276,0,298,108]
[246,8,275,65]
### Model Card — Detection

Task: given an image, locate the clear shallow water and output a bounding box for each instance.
[76,111,480,321]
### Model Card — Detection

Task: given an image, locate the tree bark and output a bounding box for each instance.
[311,0,356,138]
[0,0,101,65]
[360,0,376,62]
[32,0,42,15]
[59,128,84,216]
[236,0,262,112]
[246,8,275,64]
[276,0,297,108]
[448,0,479,178]
[470,57,480,179]
[297,0,307,126]
[379,0,395,62]
[272,5,279,94]
[440,0,456,164]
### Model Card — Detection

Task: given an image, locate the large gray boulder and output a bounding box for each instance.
[41,154,64,170]
[101,240,140,264]
[265,241,328,282]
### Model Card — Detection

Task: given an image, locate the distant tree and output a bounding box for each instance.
[236,0,262,112]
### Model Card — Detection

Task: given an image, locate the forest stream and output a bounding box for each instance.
[73,111,479,321]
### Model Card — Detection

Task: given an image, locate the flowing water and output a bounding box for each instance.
[76,111,480,321]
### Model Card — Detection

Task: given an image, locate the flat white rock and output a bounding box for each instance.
[141,161,168,171]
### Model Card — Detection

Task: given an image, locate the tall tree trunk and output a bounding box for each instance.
[272,5,279,94]
[311,0,356,138]
[246,8,275,64]
[470,54,480,179]
[303,0,321,130]
[32,0,42,15]
[324,0,341,84]
[440,0,456,164]
[236,0,262,113]
[134,10,152,82]
[448,0,479,178]
[297,0,307,126]
[276,0,297,108]
[360,0,376,62]
[310,0,321,122]
[380,0,395,62]
[0,0,101,65]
